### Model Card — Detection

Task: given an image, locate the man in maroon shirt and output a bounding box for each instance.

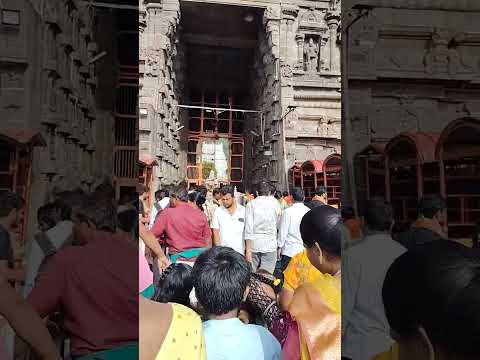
[140,184,211,274]
[27,195,138,359]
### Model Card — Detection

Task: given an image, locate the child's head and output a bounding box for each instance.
[193,247,251,317]
[153,263,193,307]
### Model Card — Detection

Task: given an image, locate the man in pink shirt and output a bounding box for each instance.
[28,196,138,359]
[140,184,211,275]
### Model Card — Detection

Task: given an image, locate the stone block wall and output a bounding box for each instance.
[140,0,185,192]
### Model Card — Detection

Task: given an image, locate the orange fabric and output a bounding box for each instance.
[287,277,341,360]
[344,218,363,240]
[283,250,323,292]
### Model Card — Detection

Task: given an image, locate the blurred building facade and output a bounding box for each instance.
[342,0,480,240]
[0,0,135,253]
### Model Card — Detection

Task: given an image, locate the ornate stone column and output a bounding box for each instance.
[295,34,305,70]
[281,6,299,61]
[326,12,341,73]
[320,35,330,72]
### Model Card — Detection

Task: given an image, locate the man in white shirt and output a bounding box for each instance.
[342,199,407,360]
[24,200,74,298]
[211,186,246,255]
[149,189,170,229]
[277,188,310,272]
[244,182,282,274]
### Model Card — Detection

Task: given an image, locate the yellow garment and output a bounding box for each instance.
[289,273,341,360]
[283,250,323,292]
[156,303,206,360]
[371,343,400,360]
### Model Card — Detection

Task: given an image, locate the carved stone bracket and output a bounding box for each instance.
[281,5,299,21]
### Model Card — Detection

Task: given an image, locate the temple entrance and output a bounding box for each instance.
[178,2,268,189]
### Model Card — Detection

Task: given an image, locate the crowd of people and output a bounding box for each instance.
[140,182,480,360]
[0,185,139,360]
[139,181,342,359]
[1,178,479,360]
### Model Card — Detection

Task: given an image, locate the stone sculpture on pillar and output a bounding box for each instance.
[304,37,319,72]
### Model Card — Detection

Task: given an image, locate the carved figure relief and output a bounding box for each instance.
[280,62,294,78]
[424,29,473,75]
[304,37,319,72]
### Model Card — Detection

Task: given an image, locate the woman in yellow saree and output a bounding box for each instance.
[139,296,206,360]
[284,205,342,360]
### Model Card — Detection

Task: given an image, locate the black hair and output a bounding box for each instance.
[219,185,235,197]
[283,191,289,197]
[76,195,117,232]
[341,206,355,220]
[195,186,208,197]
[365,198,393,232]
[274,191,282,200]
[193,247,251,316]
[418,195,446,219]
[291,187,305,202]
[0,192,25,217]
[300,206,342,258]
[153,263,193,308]
[155,189,168,200]
[313,186,327,197]
[188,190,206,210]
[383,241,480,358]
[51,199,72,221]
[170,184,188,202]
[37,204,58,231]
[94,183,115,200]
[212,189,221,196]
[117,208,138,234]
[258,182,271,196]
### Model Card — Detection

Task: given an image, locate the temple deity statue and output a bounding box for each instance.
[304,37,319,72]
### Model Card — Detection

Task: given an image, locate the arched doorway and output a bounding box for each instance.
[323,154,342,207]
[354,142,386,213]
[301,160,324,200]
[436,117,480,239]
[385,133,438,224]
[288,163,302,189]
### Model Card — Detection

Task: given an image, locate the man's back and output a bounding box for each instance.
[396,227,442,250]
[306,199,326,209]
[245,196,281,253]
[245,196,280,235]
[342,233,406,360]
[152,203,211,254]
[203,318,281,360]
[28,232,138,357]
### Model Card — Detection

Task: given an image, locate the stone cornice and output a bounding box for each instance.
[344,0,480,11]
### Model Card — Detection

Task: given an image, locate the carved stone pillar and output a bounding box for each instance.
[320,35,330,72]
[295,34,304,70]
[326,12,341,73]
[281,6,299,60]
